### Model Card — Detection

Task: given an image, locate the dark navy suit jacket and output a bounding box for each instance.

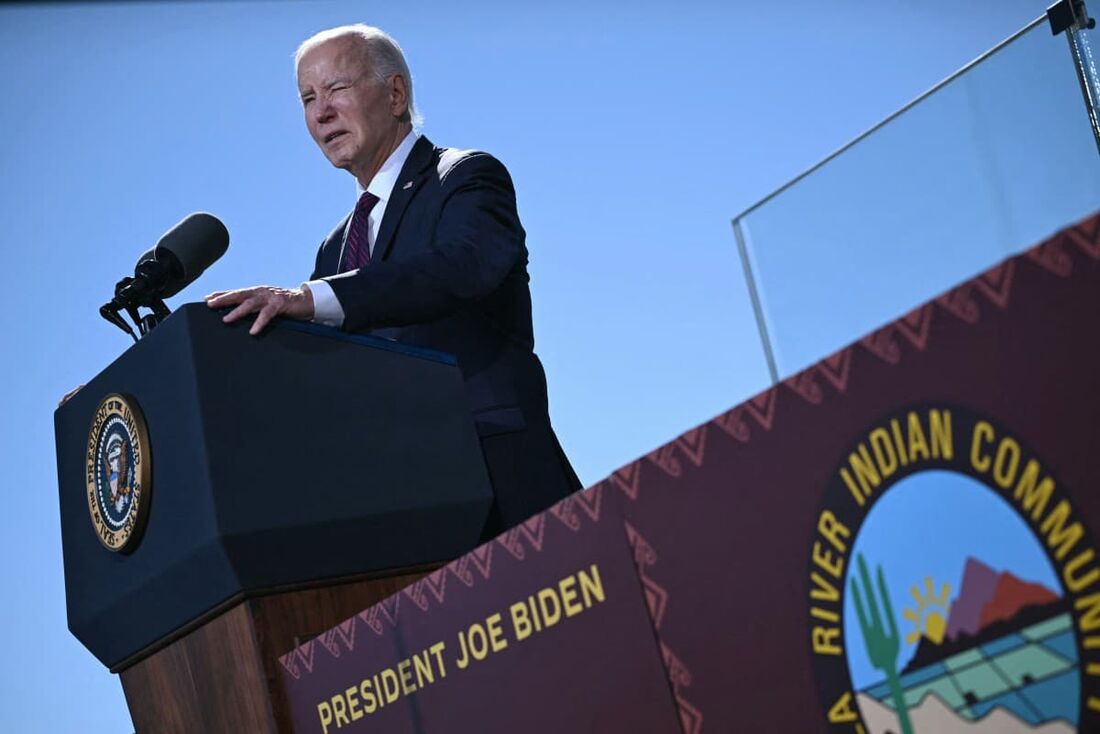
[310,136,580,531]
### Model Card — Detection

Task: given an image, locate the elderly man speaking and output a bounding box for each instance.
[206,25,581,534]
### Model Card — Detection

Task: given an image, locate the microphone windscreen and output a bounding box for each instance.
[154,212,230,286]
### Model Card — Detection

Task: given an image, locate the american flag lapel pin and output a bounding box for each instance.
[403,180,414,190]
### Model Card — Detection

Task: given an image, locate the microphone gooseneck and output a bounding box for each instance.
[101,213,230,340]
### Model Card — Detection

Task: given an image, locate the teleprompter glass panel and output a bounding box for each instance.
[735,20,1100,378]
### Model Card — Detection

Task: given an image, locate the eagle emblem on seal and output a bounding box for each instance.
[85,393,152,552]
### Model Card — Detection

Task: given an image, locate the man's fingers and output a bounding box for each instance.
[250,303,280,335]
[222,297,261,323]
[204,286,306,333]
[207,290,244,308]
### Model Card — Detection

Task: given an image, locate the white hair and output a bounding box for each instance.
[295,24,422,127]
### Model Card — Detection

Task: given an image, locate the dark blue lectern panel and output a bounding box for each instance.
[55,304,492,668]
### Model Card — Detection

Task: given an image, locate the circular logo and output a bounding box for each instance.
[808,405,1098,733]
[85,393,152,552]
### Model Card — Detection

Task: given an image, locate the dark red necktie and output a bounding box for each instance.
[339,192,380,273]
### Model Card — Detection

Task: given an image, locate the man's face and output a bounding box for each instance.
[296,37,403,180]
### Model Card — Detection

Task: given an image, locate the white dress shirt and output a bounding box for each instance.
[306,130,420,327]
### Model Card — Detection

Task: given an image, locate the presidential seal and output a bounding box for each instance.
[85,393,151,552]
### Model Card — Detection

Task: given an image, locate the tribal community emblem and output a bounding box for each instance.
[809,405,1099,734]
[85,393,152,552]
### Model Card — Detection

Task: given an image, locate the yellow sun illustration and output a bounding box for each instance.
[903,577,952,645]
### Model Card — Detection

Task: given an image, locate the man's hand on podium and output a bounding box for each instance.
[205,285,316,336]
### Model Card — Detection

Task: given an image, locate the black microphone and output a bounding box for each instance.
[126,213,230,301]
[101,213,229,339]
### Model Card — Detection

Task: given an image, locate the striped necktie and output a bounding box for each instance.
[339,192,380,273]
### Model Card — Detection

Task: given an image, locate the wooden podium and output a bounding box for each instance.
[54,305,493,732]
[118,568,434,731]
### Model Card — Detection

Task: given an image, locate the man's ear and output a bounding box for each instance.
[390,74,410,119]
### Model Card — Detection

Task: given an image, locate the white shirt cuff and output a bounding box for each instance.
[304,279,345,328]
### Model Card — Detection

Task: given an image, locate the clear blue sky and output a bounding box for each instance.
[0,1,1067,730]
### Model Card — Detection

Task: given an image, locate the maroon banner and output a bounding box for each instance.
[278,488,681,733]
[284,211,1100,734]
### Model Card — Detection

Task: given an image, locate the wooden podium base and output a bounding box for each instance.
[117,568,434,733]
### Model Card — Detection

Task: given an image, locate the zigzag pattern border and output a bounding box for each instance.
[603,211,1100,505]
[279,485,607,679]
[624,520,704,733]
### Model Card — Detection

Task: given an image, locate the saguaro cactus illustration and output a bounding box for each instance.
[851,553,914,734]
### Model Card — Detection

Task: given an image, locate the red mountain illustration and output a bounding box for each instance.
[904,558,1065,673]
[978,572,1058,628]
[945,557,1058,640]
[945,558,998,639]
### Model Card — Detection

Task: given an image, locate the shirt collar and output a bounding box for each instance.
[356,130,419,203]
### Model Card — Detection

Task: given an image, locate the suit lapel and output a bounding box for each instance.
[372,135,436,263]
[332,213,353,275]
[314,213,352,278]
